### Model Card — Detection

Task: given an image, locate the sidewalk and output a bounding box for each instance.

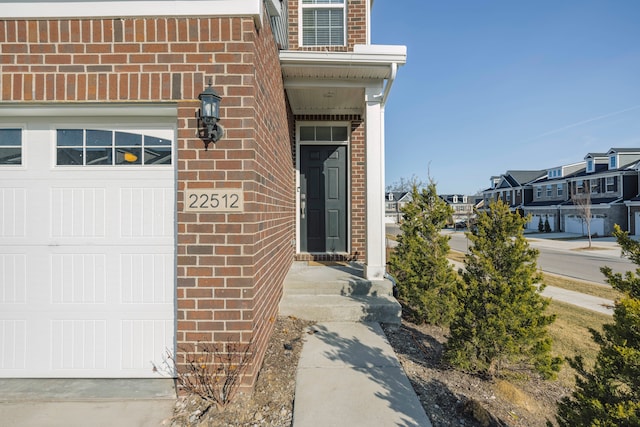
[292,322,431,427]
[525,232,623,258]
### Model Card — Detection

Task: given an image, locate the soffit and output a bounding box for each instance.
[280,46,406,116]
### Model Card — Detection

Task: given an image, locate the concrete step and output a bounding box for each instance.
[279,262,401,324]
[283,278,392,296]
[279,294,401,324]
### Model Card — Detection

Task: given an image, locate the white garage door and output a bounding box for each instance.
[0,118,175,378]
[527,214,556,231]
[564,215,604,236]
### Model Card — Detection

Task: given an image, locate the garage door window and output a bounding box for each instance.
[0,128,22,165]
[57,129,172,166]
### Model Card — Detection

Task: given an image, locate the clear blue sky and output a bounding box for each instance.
[371,0,640,195]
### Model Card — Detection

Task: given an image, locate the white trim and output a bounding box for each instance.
[364,85,385,280]
[0,0,261,19]
[295,121,351,255]
[280,45,407,66]
[298,0,347,48]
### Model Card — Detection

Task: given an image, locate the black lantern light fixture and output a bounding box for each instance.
[198,80,224,146]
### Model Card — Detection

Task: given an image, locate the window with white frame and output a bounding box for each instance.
[301,0,346,47]
[586,159,594,173]
[0,128,22,165]
[536,187,542,198]
[546,185,552,197]
[610,155,617,169]
[56,129,172,166]
[557,184,563,196]
[506,191,511,202]
[591,179,599,193]
[606,176,617,192]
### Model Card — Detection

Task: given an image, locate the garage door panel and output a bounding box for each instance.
[0,188,26,238]
[120,187,174,238]
[0,320,27,371]
[51,253,107,304]
[0,254,27,304]
[51,187,107,238]
[121,253,173,304]
[51,319,108,372]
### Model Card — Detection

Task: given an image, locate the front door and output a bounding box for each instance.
[300,145,347,253]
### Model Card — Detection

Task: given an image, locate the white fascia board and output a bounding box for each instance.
[0,103,177,118]
[0,0,261,19]
[280,45,407,67]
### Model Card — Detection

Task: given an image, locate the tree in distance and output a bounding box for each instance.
[445,199,562,379]
[555,224,640,426]
[388,181,459,326]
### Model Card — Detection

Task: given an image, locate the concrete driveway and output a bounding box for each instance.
[0,379,176,427]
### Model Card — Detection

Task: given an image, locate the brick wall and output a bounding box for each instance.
[0,12,295,389]
[287,0,368,51]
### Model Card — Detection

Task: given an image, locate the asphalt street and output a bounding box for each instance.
[444,230,633,285]
[386,224,634,286]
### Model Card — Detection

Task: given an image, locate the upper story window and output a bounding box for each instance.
[586,159,594,173]
[0,128,22,165]
[606,176,617,192]
[546,185,552,197]
[56,129,172,166]
[610,155,617,169]
[463,196,468,203]
[301,0,346,47]
[453,195,458,203]
[536,187,542,198]
[557,184,563,196]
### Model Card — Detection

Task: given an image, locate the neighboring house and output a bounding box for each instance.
[384,191,411,223]
[559,148,640,236]
[482,170,547,212]
[439,194,477,225]
[489,148,640,236]
[0,0,406,389]
[525,161,585,232]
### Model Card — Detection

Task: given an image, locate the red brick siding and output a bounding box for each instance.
[287,0,368,51]
[1,14,295,390]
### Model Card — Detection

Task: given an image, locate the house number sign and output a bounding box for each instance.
[185,189,244,212]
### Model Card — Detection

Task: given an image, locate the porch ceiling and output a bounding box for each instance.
[279,46,406,116]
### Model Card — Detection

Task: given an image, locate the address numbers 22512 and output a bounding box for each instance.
[184,189,244,212]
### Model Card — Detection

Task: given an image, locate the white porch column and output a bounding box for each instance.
[364,86,386,280]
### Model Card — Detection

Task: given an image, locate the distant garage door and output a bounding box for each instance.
[527,214,556,232]
[564,215,604,236]
[0,117,175,378]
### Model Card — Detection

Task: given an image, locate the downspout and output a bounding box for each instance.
[373,62,398,107]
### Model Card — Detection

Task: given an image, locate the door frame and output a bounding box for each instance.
[295,122,351,255]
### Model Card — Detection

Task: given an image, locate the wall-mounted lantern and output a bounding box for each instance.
[198,81,224,147]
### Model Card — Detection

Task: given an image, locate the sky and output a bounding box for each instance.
[371,0,640,195]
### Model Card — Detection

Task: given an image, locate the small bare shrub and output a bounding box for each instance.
[154,341,254,418]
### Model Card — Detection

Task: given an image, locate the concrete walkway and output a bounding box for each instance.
[541,285,614,315]
[292,322,431,427]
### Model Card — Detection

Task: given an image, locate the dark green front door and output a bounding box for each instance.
[300,145,347,253]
